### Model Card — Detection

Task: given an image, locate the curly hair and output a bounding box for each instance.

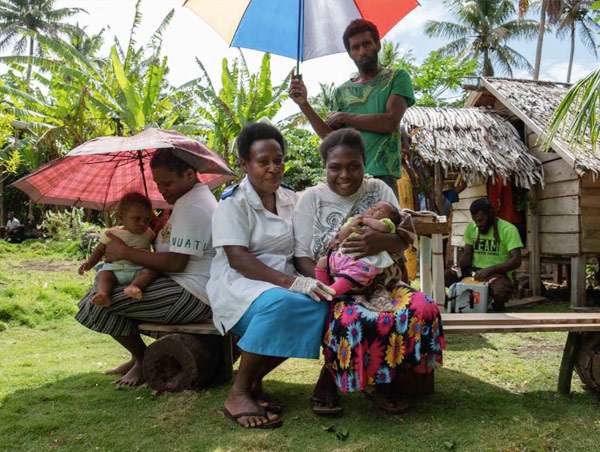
[236,122,286,161]
[342,19,380,52]
[117,192,152,219]
[318,128,365,164]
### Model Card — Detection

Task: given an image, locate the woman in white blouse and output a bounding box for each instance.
[207,123,334,429]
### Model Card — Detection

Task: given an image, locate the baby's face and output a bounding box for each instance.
[121,204,151,235]
[365,202,395,220]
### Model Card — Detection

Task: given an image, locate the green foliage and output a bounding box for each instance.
[192,52,292,168]
[0,0,85,81]
[425,0,539,76]
[546,1,600,151]
[386,47,478,107]
[41,208,99,242]
[283,128,324,191]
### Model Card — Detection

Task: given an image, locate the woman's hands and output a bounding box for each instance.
[103,232,129,262]
[341,228,408,259]
[289,276,335,301]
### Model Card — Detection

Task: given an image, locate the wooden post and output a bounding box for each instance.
[558,332,582,395]
[420,236,432,297]
[570,255,586,308]
[431,234,445,307]
[527,190,541,296]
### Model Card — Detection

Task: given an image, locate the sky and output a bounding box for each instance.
[39,0,600,118]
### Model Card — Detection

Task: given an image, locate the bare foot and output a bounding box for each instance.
[91,291,112,307]
[115,361,145,387]
[104,358,135,376]
[123,285,143,300]
[224,388,280,428]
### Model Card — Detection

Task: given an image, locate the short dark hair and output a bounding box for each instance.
[150,148,195,175]
[319,128,365,164]
[343,19,380,52]
[236,122,285,161]
[384,203,402,226]
[469,198,493,216]
[117,192,152,218]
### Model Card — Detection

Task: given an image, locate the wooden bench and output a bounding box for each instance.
[442,312,600,394]
[139,312,600,396]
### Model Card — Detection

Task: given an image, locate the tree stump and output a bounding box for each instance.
[575,332,600,392]
[143,333,221,392]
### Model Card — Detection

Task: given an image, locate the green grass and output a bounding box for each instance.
[2,241,600,451]
[0,239,92,328]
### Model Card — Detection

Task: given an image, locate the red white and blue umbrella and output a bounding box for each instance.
[184,0,419,68]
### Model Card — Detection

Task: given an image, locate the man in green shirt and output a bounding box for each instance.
[289,19,415,194]
[445,198,523,311]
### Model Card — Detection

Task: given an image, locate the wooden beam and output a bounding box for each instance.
[431,234,445,308]
[419,236,432,297]
[558,332,582,395]
[570,255,587,308]
[444,323,600,334]
[441,312,600,325]
[527,190,541,296]
[139,322,221,335]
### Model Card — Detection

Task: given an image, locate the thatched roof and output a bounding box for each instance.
[401,106,543,189]
[480,77,600,175]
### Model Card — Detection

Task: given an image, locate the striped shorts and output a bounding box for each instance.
[75,277,212,337]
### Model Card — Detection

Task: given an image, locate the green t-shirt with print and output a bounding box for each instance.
[333,68,415,178]
[464,218,523,275]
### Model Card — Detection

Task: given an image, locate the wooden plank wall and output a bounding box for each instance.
[450,183,487,247]
[530,140,581,255]
[581,173,600,253]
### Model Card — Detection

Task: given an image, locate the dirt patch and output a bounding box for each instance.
[510,340,563,359]
[14,260,78,272]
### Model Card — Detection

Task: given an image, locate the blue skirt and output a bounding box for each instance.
[231,288,328,359]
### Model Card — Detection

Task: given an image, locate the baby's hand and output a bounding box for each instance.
[317,256,328,269]
[78,262,91,275]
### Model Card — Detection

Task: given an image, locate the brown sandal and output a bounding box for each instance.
[310,395,344,416]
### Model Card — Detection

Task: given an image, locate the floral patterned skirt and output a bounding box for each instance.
[322,285,446,393]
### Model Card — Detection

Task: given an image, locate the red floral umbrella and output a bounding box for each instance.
[12,128,234,210]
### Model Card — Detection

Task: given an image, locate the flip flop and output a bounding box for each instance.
[310,395,344,416]
[222,407,283,429]
[256,392,284,415]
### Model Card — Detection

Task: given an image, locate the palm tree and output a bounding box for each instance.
[519,0,564,80]
[555,1,599,83]
[0,0,86,83]
[425,0,539,77]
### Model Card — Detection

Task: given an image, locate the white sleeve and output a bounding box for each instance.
[293,190,316,258]
[168,204,213,257]
[211,198,251,248]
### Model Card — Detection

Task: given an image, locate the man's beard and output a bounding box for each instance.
[355,54,378,74]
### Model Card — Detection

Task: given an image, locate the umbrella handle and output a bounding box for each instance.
[295,0,303,77]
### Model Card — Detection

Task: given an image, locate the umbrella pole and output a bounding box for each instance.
[296,0,302,76]
[137,150,149,198]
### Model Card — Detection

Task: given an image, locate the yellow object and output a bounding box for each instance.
[397,167,417,281]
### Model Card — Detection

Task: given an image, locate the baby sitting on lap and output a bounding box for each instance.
[79,192,158,307]
[315,201,402,297]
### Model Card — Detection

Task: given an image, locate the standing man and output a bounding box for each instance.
[289,19,415,194]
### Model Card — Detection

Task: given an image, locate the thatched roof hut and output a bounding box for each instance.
[401,106,543,189]
[469,77,600,176]
[466,77,600,307]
